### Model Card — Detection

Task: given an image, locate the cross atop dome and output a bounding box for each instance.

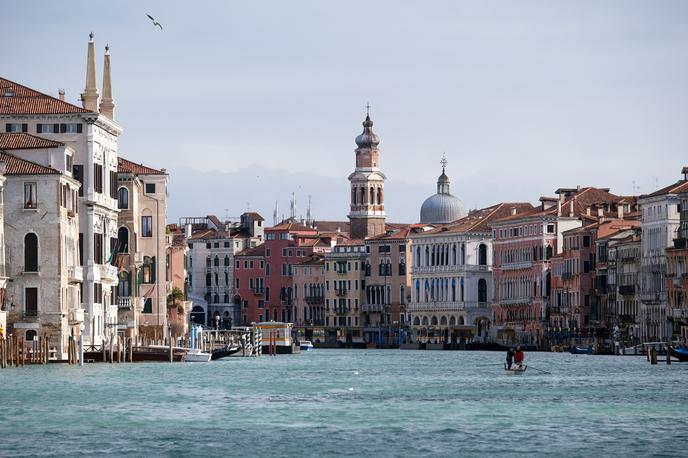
[440,153,448,172]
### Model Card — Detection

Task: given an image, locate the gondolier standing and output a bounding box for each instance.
[506,348,515,369]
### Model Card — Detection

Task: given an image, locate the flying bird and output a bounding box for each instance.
[147,14,163,30]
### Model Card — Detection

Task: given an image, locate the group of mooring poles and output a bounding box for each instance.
[0,334,50,368]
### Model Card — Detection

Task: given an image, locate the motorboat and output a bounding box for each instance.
[184,348,212,363]
[504,364,527,375]
[570,345,593,355]
[300,340,314,351]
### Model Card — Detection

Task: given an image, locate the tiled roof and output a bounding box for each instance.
[235,244,265,257]
[0,151,60,175]
[297,254,325,266]
[0,133,64,150]
[493,187,623,224]
[0,77,90,114]
[313,221,350,233]
[268,220,318,233]
[643,179,688,198]
[118,157,166,175]
[242,212,265,221]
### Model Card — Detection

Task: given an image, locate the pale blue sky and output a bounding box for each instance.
[3,1,688,223]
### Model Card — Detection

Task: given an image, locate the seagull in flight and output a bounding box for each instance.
[147,14,163,30]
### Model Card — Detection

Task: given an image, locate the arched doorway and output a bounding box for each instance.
[190,306,206,325]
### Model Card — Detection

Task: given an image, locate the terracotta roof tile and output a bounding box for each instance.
[0,77,90,114]
[0,151,60,175]
[118,157,166,175]
[235,244,266,257]
[643,179,688,198]
[242,212,265,221]
[0,133,64,150]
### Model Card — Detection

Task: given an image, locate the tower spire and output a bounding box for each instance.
[99,44,115,119]
[81,32,100,112]
[437,154,451,194]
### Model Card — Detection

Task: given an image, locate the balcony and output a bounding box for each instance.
[334,307,350,316]
[118,297,133,310]
[67,266,83,283]
[99,264,119,284]
[86,190,117,209]
[498,297,533,306]
[362,303,385,313]
[335,288,348,297]
[252,287,265,296]
[305,295,324,305]
[500,261,533,271]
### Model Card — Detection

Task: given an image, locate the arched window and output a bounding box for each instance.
[351,188,356,204]
[214,256,219,267]
[370,186,375,205]
[461,243,466,265]
[117,187,129,209]
[415,246,421,267]
[452,245,457,265]
[24,233,38,272]
[399,259,406,275]
[224,255,230,266]
[478,244,487,266]
[214,294,220,304]
[224,294,230,303]
[142,256,156,283]
[478,278,487,303]
[206,273,211,287]
[117,227,129,253]
[400,285,406,305]
[377,188,382,205]
[425,246,430,266]
[206,257,211,268]
[359,187,365,205]
[26,330,37,341]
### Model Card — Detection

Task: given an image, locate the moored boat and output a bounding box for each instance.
[210,344,242,360]
[667,345,688,362]
[570,345,593,355]
[300,340,314,351]
[185,348,212,362]
[504,364,527,375]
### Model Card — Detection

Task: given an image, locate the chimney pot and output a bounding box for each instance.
[58,89,65,101]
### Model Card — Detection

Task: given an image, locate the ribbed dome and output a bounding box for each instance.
[420,193,465,224]
[419,161,465,224]
[355,114,380,148]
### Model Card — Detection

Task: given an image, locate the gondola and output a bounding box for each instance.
[210,345,242,360]
[667,345,688,362]
[504,363,527,375]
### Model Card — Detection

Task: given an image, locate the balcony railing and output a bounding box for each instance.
[99,264,119,283]
[362,303,385,313]
[118,297,133,310]
[252,287,265,296]
[334,307,350,316]
[335,288,348,297]
[67,265,83,283]
[305,295,324,305]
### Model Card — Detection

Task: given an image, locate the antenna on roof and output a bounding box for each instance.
[273,201,279,226]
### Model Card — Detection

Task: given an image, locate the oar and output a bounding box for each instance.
[528,366,552,375]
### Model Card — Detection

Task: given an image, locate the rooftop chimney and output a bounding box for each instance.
[597,207,604,218]
[58,89,65,101]
[617,205,624,220]
[511,207,517,216]
[185,224,192,239]
[683,166,688,180]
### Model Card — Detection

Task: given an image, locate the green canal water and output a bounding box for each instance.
[0,350,686,457]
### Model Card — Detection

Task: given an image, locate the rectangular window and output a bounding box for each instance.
[94,233,103,264]
[145,183,156,194]
[235,278,240,289]
[24,287,38,316]
[224,242,230,248]
[93,163,103,193]
[60,123,82,134]
[23,182,37,209]
[65,154,73,174]
[235,260,240,268]
[583,235,591,248]
[142,216,153,237]
[266,233,275,241]
[37,123,57,134]
[546,224,555,234]
[73,165,84,196]
[5,123,27,133]
[78,233,84,266]
[143,298,153,314]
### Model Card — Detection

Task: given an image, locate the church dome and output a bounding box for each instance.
[355,114,380,148]
[419,159,465,224]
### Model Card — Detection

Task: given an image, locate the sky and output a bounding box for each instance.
[3,1,688,224]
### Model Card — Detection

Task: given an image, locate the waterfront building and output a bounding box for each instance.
[292,254,325,327]
[407,203,533,345]
[549,218,639,347]
[603,226,643,343]
[491,187,626,345]
[184,213,263,326]
[1,34,122,346]
[116,157,169,339]
[362,227,413,346]
[665,182,688,340]
[323,240,367,345]
[348,111,386,240]
[638,167,688,341]
[0,133,81,359]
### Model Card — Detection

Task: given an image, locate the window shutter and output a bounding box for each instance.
[53,123,59,132]
[60,124,66,133]
[76,124,83,133]
[36,123,42,133]
[5,124,10,133]
[151,256,156,283]
[22,124,28,133]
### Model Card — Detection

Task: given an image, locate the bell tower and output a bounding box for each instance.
[348,106,386,239]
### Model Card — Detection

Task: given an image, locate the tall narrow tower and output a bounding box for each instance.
[81,32,100,112]
[99,44,115,119]
[348,108,386,239]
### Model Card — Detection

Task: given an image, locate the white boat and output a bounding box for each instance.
[184,348,212,362]
[300,340,314,351]
[504,364,527,375]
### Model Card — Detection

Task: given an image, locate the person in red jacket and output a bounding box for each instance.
[514,345,525,366]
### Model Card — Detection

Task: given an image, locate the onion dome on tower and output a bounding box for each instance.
[420,155,465,224]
